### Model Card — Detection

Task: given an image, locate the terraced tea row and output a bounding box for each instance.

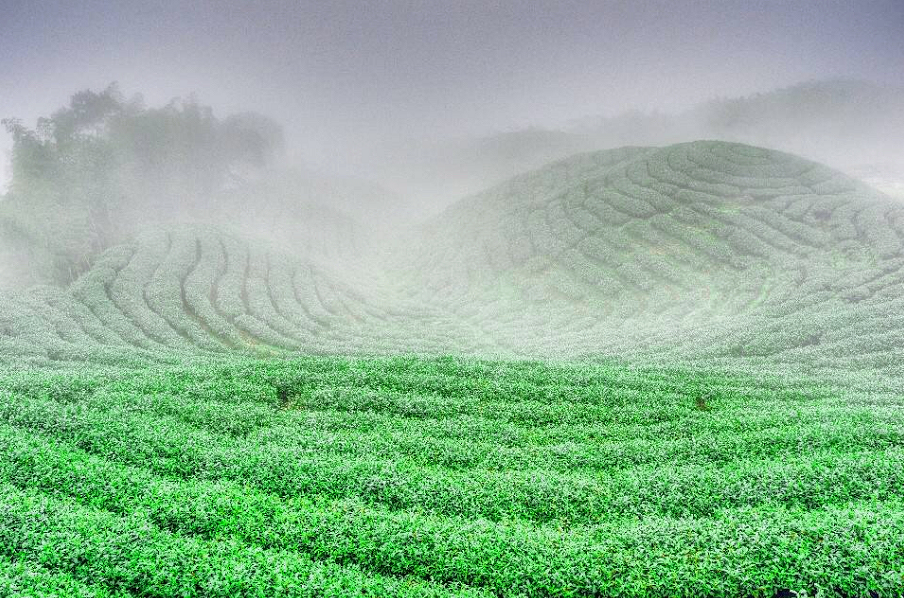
[408,141,904,369]
[1,355,902,597]
[3,140,904,371]
[0,225,498,363]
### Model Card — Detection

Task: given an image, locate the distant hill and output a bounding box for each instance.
[404,141,904,369]
[378,80,904,207]
[4,140,904,376]
[0,165,408,291]
[682,80,904,170]
[371,128,595,209]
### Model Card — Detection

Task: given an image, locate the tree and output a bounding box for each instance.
[0,84,284,288]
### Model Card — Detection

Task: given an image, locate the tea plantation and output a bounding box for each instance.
[4,141,904,373]
[1,355,903,597]
[2,140,904,596]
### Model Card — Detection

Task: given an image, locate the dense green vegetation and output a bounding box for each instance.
[3,89,903,596]
[0,354,901,597]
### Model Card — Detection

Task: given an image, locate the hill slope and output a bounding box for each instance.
[3,140,904,374]
[404,141,904,368]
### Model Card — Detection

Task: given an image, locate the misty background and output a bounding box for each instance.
[3,0,903,182]
[1,0,903,289]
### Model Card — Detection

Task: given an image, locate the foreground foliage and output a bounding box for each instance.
[0,353,901,597]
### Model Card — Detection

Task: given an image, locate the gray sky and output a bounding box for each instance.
[2,0,903,185]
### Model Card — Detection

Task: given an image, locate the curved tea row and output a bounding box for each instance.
[3,141,904,373]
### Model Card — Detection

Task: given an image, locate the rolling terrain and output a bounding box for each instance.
[3,140,904,596]
[3,140,904,375]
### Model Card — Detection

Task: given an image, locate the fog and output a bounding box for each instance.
[1,0,904,295]
[5,6,904,591]
[3,0,903,189]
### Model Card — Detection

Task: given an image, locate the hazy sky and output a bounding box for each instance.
[2,0,903,185]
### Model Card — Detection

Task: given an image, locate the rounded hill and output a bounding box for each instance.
[4,140,904,374]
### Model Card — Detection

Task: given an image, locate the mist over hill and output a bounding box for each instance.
[374,80,904,206]
[5,3,904,594]
[0,87,416,290]
[4,135,904,378]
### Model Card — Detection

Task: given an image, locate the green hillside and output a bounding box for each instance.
[4,140,904,375]
[408,140,904,371]
[3,140,904,596]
